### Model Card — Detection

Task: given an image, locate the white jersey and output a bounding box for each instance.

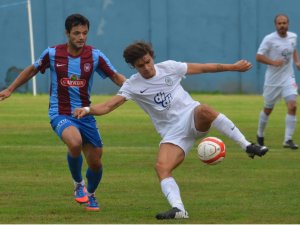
[117,60,200,138]
[257,31,297,86]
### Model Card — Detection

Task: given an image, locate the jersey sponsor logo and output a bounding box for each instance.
[60,75,86,87]
[281,48,292,62]
[154,92,172,109]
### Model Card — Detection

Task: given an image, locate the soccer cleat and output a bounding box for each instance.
[283,140,298,150]
[156,207,189,220]
[74,184,88,204]
[246,143,269,159]
[256,135,264,146]
[86,194,100,211]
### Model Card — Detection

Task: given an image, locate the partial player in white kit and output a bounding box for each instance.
[256,14,300,149]
[74,41,268,220]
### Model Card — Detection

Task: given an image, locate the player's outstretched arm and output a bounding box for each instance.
[73,95,126,119]
[186,60,252,75]
[0,65,38,101]
[110,72,127,87]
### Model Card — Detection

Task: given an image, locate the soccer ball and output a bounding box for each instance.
[197,137,226,165]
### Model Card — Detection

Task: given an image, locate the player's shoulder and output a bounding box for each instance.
[88,45,108,57]
[157,60,178,67]
[52,44,67,50]
[126,73,139,82]
[264,32,277,40]
[287,31,297,38]
[156,60,183,71]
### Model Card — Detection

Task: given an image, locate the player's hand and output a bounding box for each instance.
[73,107,88,119]
[272,59,285,67]
[0,89,12,101]
[233,60,252,72]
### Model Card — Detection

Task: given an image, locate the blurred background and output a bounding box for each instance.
[1,0,300,94]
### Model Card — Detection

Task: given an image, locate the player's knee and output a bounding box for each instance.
[88,158,102,171]
[196,104,218,123]
[288,102,297,114]
[67,140,82,157]
[155,162,171,178]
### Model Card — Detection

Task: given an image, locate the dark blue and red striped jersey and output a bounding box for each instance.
[34,44,117,120]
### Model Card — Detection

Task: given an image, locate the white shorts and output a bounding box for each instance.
[263,83,298,108]
[160,105,207,155]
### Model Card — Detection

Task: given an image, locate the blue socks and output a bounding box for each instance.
[67,153,103,194]
[67,153,83,183]
[86,167,103,194]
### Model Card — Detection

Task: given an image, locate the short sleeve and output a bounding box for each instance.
[257,36,270,55]
[168,60,187,78]
[34,48,50,74]
[117,80,132,100]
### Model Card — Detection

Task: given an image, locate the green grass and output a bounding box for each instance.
[0,94,300,223]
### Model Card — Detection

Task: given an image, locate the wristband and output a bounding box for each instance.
[84,107,90,114]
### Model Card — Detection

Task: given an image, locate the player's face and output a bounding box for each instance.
[275,16,289,37]
[133,54,156,79]
[66,24,89,50]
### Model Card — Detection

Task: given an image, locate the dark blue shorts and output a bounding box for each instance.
[50,115,103,148]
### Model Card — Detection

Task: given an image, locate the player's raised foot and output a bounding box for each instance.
[246,143,269,159]
[86,194,100,211]
[283,140,298,150]
[74,183,88,204]
[256,135,264,146]
[156,207,189,220]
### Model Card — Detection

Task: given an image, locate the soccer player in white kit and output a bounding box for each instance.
[74,41,268,219]
[256,14,300,149]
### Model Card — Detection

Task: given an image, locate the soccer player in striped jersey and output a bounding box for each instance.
[73,41,268,219]
[0,14,126,211]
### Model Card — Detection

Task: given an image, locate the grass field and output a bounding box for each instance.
[0,93,300,224]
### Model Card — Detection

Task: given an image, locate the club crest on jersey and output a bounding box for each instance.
[84,63,91,72]
[165,76,173,86]
[61,75,86,87]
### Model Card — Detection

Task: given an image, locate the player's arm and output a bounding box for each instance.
[293,49,300,70]
[186,60,252,75]
[0,64,38,101]
[256,54,285,67]
[109,72,127,87]
[73,95,126,119]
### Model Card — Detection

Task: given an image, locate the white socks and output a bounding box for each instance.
[257,111,296,142]
[285,114,296,142]
[211,113,250,150]
[257,111,269,137]
[74,180,85,187]
[160,177,185,211]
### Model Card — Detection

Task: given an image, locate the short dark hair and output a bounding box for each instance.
[274,14,289,23]
[123,41,155,67]
[65,14,90,33]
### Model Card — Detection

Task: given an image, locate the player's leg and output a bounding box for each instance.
[155,143,189,219]
[283,94,298,149]
[257,86,280,146]
[79,115,104,211]
[62,126,88,203]
[257,107,273,146]
[194,104,268,158]
[50,116,87,204]
[82,144,103,211]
